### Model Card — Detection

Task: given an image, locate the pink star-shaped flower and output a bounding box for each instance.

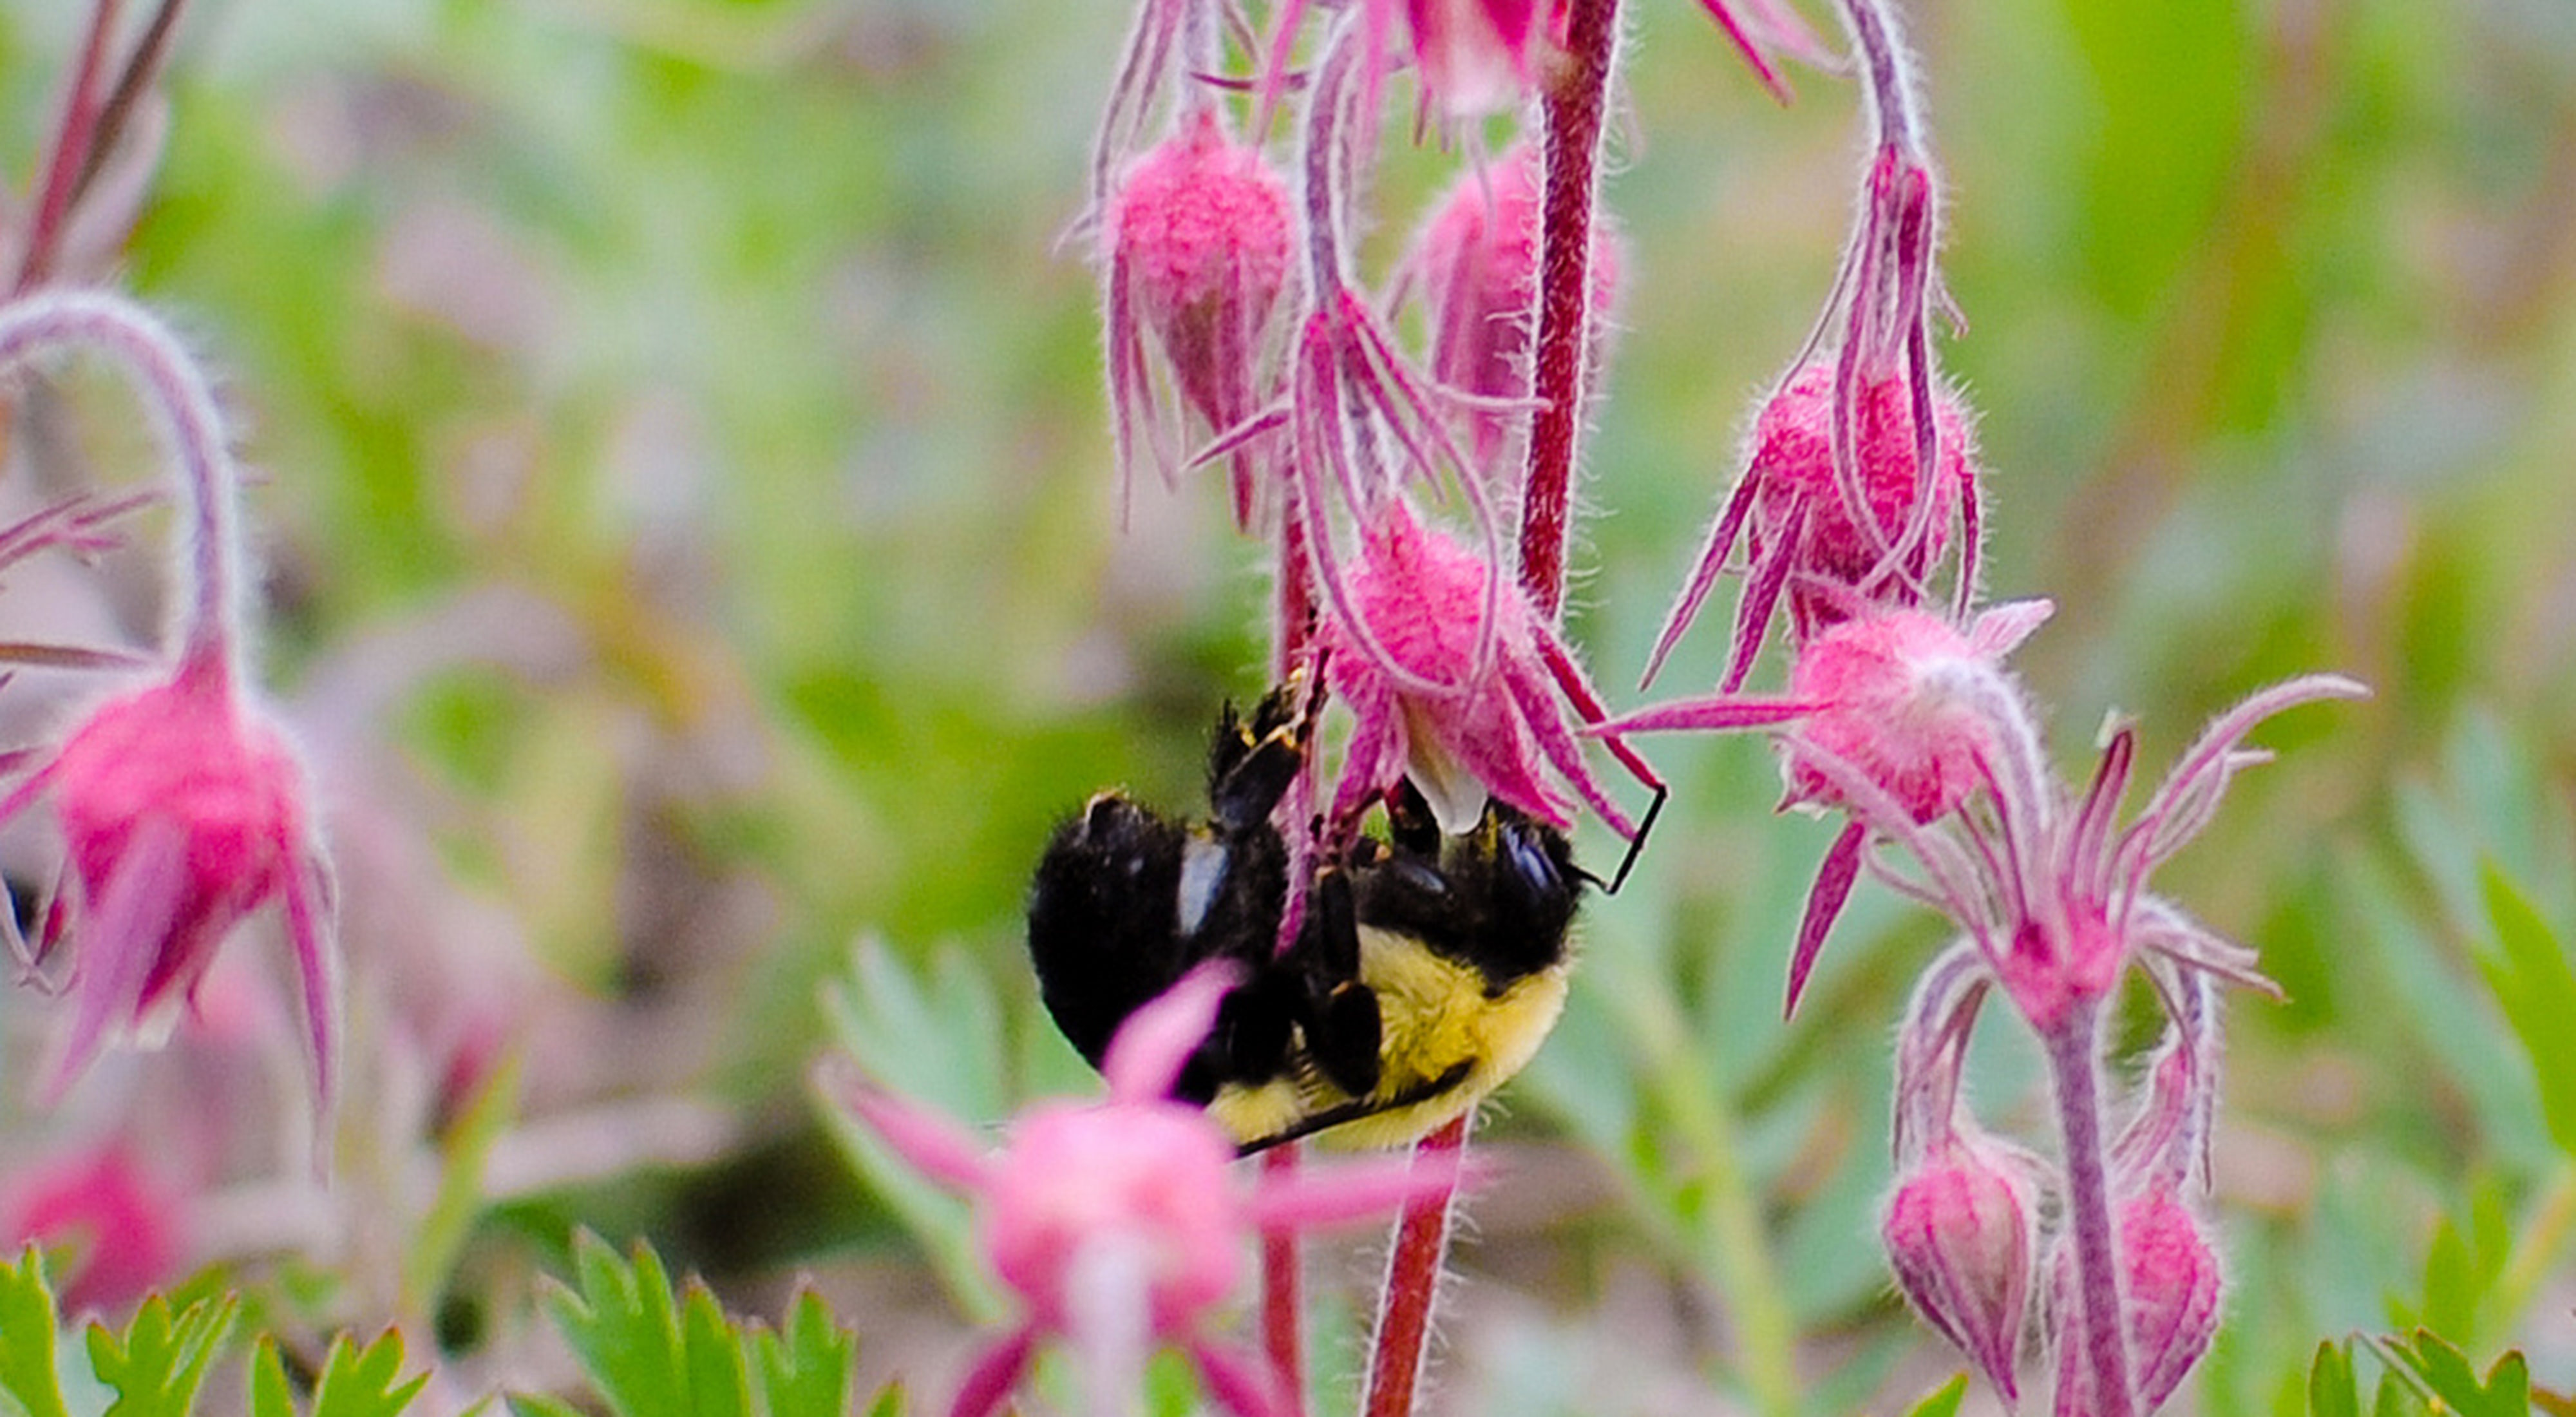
[829,967,1466,1417]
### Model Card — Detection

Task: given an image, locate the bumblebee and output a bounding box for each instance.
[1025,680,1586,1152]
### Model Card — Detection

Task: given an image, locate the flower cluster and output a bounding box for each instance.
[1580,0,2361,1409]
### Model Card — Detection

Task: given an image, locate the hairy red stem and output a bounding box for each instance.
[1519,0,1620,619]
[1362,1114,1468,1417]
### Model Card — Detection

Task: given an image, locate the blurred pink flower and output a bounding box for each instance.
[828,966,1462,1417]
[0,1143,185,1314]
[1,652,336,1106]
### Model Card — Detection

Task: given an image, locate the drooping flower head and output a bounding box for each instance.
[1643,357,1980,695]
[1317,497,1673,843]
[1103,107,1296,528]
[1397,142,1620,485]
[0,291,339,1119]
[1644,0,1978,695]
[829,967,1466,1417]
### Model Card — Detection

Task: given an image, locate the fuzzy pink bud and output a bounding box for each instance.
[1104,109,1293,521]
[1748,359,1973,629]
[2049,1186,2224,1416]
[1784,611,1995,823]
[1405,144,1619,479]
[1884,1141,2034,1403]
[2117,1188,2223,1411]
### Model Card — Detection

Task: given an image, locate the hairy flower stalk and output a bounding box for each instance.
[0,290,339,1123]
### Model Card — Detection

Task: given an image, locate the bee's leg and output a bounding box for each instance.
[1298,864,1384,1099]
[1233,1059,1475,1157]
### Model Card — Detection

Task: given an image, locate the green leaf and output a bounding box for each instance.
[249,1341,298,1417]
[748,1290,855,1417]
[2372,1331,2533,1417]
[1901,1373,1969,1417]
[86,1292,242,1417]
[2309,1340,2360,1417]
[503,1396,588,1417]
[2476,863,2576,1161]
[862,1384,905,1417]
[540,1233,757,1417]
[0,1249,70,1417]
[404,1049,526,1319]
[310,1331,432,1417]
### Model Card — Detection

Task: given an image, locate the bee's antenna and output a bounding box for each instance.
[1603,783,1669,895]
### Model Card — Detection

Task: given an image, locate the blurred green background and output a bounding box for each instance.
[3,0,2571,1411]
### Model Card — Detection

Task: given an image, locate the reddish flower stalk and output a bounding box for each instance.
[1361,1112,1467,1417]
[1517,0,1618,621]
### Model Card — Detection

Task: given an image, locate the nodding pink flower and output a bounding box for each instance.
[1399,143,1620,484]
[1318,497,1665,841]
[828,967,1466,1417]
[2049,1186,2223,1416]
[3,655,334,1101]
[0,1143,186,1315]
[0,291,339,1118]
[1781,659,2365,1031]
[1103,108,1296,528]
[1601,602,2049,1012]
[1643,359,1978,694]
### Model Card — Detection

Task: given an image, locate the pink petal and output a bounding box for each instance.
[1101,962,1242,1101]
[948,1326,1039,1417]
[283,845,342,1127]
[1246,1151,1478,1232]
[45,817,189,1101]
[818,1061,994,1193]
[1965,598,2053,659]
[1786,819,1868,1018]
[1589,695,1819,736]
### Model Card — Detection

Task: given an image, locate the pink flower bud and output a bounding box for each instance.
[2047,1187,2224,1415]
[1747,359,1973,631]
[0,1144,185,1314]
[2119,1188,2222,1411]
[1405,144,1620,479]
[1884,1141,2034,1403]
[1784,610,1996,823]
[1104,109,1294,520]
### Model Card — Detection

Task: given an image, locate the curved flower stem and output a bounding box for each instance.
[0,290,246,686]
[1361,1112,1467,1417]
[1519,0,1620,620]
[2041,999,2137,1417]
